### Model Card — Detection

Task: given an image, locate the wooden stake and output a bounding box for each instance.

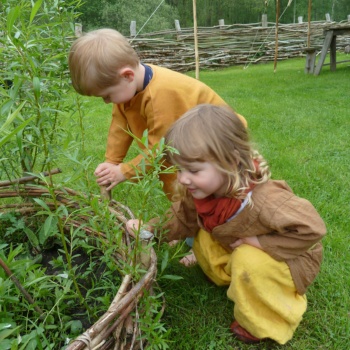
[274,0,280,72]
[193,0,199,80]
[307,0,312,48]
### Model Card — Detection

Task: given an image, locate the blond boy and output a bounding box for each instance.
[68,28,246,199]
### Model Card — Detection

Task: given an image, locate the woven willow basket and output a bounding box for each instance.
[0,170,159,350]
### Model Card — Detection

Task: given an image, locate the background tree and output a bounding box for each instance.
[166,0,350,27]
[77,0,350,33]
[78,0,179,35]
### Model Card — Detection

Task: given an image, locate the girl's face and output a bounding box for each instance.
[177,161,227,199]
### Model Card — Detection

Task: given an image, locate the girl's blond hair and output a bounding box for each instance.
[165,104,270,199]
[68,28,140,95]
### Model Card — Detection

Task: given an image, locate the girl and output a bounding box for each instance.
[127,104,326,344]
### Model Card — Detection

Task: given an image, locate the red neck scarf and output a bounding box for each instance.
[193,182,255,232]
[193,160,259,232]
[193,196,242,232]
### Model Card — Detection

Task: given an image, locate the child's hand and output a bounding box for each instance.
[230,236,262,250]
[94,162,126,190]
[126,220,154,238]
[126,219,142,234]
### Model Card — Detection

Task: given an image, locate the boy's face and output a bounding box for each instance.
[94,80,136,104]
[92,68,137,104]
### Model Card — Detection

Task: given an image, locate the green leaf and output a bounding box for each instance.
[39,215,57,245]
[23,227,39,248]
[32,77,41,100]
[160,249,169,273]
[0,114,34,149]
[70,320,83,334]
[30,0,44,25]
[141,129,149,148]
[0,325,19,343]
[159,275,183,281]
[32,198,51,212]
[0,101,26,131]
[6,6,20,34]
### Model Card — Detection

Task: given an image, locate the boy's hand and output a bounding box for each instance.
[230,236,262,250]
[94,162,126,190]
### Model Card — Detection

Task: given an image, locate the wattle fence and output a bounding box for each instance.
[75,15,350,72]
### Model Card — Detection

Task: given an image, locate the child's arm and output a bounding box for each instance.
[126,195,199,242]
[229,236,262,250]
[257,195,326,261]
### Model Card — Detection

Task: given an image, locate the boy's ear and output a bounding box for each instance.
[119,67,135,82]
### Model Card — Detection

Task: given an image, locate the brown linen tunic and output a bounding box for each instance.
[157,180,327,295]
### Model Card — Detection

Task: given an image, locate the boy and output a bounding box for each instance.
[68,28,247,199]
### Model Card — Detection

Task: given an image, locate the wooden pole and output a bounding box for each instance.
[307,0,312,48]
[274,0,280,72]
[193,0,199,80]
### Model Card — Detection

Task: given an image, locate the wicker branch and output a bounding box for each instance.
[0,168,62,187]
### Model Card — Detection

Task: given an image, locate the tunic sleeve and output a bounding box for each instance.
[150,195,199,242]
[105,104,134,164]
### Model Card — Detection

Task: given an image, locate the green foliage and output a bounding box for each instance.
[0,190,129,348]
[77,0,350,32]
[78,0,180,35]
[0,0,82,180]
[127,129,177,222]
[137,291,170,349]
[0,109,180,349]
[169,0,350,26]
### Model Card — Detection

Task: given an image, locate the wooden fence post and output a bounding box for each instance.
[74,23,82,37]
[175,19,182,40]
[325,13,331,22]
[298,16,303,24]
[304,48,317,74]
[130,21,136,37]
[262,14,267,28]
[347,15,350,22]
[175,19,181,33]
[219,19,225,29]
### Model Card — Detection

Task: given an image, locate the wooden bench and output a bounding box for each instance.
[314,25,350,75]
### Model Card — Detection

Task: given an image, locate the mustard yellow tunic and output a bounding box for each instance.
[104,64,246,198]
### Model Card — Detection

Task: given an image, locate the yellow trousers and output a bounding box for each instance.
[192,229,307,344]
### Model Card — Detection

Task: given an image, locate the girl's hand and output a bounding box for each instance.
[126,219,142,237]
[230,236,262,250]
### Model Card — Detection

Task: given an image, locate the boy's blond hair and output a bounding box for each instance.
[68,28,140,95]
[165,104,270,199]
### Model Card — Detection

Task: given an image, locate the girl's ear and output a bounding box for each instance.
[119,67,135,82]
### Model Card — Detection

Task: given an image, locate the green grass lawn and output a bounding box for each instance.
[72,56,350,349]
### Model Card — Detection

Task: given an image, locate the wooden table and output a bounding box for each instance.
[314,25,350,75]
